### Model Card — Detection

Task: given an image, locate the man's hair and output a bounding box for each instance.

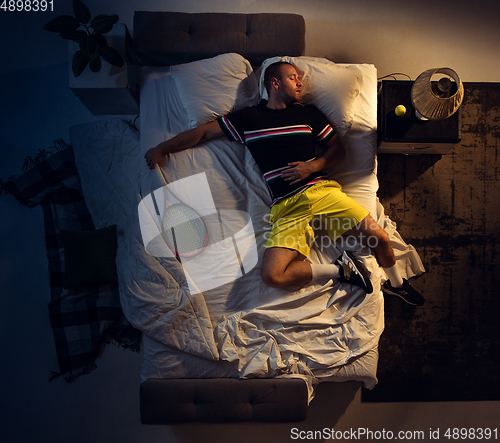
[263,61,294,96]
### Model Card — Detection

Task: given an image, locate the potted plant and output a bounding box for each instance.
[44,0,124,77]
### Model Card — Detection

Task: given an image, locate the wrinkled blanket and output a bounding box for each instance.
[71,118,423,392]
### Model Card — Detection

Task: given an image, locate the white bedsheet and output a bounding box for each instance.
[70,59,424,402]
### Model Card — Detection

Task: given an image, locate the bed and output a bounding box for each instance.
[66,12,425,423]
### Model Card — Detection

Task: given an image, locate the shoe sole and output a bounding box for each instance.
[343,251,373,294]
[382,285,423,306]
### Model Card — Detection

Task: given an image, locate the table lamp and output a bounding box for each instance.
[411,68,464,121]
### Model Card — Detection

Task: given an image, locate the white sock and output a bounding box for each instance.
[384,264,404,288]
[310,263,340,281]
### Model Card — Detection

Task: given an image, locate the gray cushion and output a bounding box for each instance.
[140,378,309,423]
[133,12,305,66]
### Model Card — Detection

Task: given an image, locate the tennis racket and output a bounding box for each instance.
[152,166,209,259]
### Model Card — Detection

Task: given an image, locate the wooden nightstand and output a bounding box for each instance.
[378,80,461,154]
[68,24,139,115]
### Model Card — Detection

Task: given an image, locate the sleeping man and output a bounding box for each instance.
[145,61,424,306]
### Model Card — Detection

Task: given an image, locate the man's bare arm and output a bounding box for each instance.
[281,134,345,185]
[145,120,224,170]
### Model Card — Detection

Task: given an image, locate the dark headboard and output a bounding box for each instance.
[133,11,305,66]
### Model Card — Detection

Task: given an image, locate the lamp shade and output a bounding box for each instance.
[411,68,464,121]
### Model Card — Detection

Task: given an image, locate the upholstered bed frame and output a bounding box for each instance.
[134,11,310,424]
[140,378,309,424]
[133,11,305,67]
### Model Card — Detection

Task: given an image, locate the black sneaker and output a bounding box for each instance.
[382,279,425,306]
[335,251,373,294]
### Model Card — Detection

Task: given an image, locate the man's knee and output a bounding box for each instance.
[361,217,390,249]
[261,268,286,288]
[261,246,302,288]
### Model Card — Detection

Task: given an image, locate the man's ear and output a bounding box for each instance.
[271,76,280,90]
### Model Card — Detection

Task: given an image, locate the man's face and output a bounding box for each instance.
[276,64,303,105]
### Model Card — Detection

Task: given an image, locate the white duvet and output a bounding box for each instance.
[70,54,424,400]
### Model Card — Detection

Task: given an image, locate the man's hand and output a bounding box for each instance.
[281,161,316,185]
[282,134,346,184]
[144,143,167,170]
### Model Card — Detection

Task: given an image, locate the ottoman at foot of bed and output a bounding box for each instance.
[140,378,309,423]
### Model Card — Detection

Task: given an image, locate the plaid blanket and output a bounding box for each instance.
[2,142,141,382]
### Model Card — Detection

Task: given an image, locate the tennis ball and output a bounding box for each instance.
[395,105,406,117]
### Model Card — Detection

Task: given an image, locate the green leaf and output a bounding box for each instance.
[92,23,114,35]
[43,15,80,33]
[73,0,91,25]
[79,34,97,56]
[100,47,124,67]
[89,53,102,72]
[59,30,87,43]
[92,34,108,48]
[72,50,89,77]
[90,14,119,32]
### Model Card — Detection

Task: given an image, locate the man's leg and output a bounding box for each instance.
[342,214,424,305]
[261,247,312,288]
[261,183,381,292]
[342,214,396,268]
[261,246,372,292]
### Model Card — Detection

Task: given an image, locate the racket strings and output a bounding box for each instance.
[162,204,208,256]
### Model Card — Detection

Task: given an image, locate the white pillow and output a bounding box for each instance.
[170,53,259,128]
[258,56,364,130]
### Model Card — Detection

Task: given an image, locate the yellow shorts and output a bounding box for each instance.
[265,180,369,257]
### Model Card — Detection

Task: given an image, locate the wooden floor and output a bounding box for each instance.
[366,83,500,402]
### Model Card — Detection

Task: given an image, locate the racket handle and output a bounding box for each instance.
[171,227,181,262]
[155,165,168,185]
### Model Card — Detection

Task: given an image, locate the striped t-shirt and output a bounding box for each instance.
[218,100,335,205]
